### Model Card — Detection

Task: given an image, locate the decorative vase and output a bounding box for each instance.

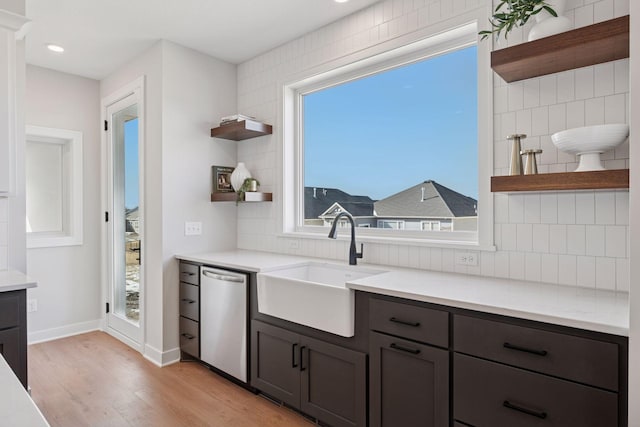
[230,162,251,193]
[527,0,572,41]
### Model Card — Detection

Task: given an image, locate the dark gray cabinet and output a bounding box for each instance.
[368,296,450,427]
[0,289,27,388]
[178,262,200,359]
[369,332,449,427]
[251,320,366,427]
[453,313,626,427]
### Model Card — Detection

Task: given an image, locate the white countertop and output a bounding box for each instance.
[0,270,37,292]
[0,355,49,427]
[176,250,629,336]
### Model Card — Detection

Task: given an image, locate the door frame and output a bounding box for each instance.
[100,76,146,352]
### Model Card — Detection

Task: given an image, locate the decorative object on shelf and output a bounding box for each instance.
[551,124,629,172]
[219,113,257,126]
[211,165,235,193]
[230,162,251,192]
[237,178,260,204]
[521,149,542,175]
[479,0,558,41]
[527,0,571,41]
[507,134,526,175]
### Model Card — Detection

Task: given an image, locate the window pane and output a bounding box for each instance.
[303,46,478,234]
[26,141,64,233]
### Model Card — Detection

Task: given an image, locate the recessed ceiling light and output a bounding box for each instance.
[46,44,65,53]
[334,0,349,3]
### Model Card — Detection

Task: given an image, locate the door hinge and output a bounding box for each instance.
[104,120,108,131]
[105,211,109,222]
[106,302,110,313]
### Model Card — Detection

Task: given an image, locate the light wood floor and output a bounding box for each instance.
[29,332,311,427]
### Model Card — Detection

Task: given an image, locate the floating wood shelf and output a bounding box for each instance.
[491,15,629,83]
[210,120,273,141]
[491,169,629,192]
[210,192,273,202]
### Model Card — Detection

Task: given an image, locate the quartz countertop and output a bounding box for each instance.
[0,355,49,427]
[0,270,37,292]
[176,250,629,336]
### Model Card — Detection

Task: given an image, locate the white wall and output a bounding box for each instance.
[101,41,237,362]
[627,0,638,423]
[161,40,237,351]
[24,65,102,342]
[235,0,630,292]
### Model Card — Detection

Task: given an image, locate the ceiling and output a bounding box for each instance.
[25,0,379,80]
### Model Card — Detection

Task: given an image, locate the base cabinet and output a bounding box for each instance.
[0,290,27,388]
[369,332,449,427]
[251,320,366,427]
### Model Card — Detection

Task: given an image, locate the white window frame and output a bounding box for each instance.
[279,8,493,250]
[25,125,83,248]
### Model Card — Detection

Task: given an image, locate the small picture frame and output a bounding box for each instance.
[212,165,234,193]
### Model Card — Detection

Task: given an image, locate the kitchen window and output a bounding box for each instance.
[282,18,493,249]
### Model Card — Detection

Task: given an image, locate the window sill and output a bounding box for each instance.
[278,231,496,252]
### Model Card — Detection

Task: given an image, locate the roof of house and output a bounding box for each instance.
[374,180,477,218]
[304,187,375,219]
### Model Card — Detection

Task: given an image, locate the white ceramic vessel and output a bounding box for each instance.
[528,0,572,41]
[551,124,629,171]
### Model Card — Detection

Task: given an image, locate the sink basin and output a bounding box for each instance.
[257,262,386,337]
[551,124,629,171]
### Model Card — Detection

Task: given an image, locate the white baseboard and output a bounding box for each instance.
[144,343,181,367]
[28,319,103,345]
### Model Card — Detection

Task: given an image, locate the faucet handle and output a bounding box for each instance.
[357,243,364,259]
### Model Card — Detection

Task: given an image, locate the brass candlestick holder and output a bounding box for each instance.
[507,134,526,175]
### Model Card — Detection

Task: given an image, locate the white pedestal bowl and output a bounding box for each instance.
[551,124,629,172]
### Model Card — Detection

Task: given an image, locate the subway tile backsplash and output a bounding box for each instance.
[235,0,630,292]
[0,197,8,270]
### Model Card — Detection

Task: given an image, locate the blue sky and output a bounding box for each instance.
[124,118,139,209]
[304,45,478,200]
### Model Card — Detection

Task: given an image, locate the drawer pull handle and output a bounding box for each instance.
[503,342,548,356]
[389,317,421,327]
[503,400,547,419]
[390,343,421,355]
[181,333,195,340]
[180,298,196,304]
[181,272,196,276]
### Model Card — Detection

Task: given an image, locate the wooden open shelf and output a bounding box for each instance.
[491,15,629,83]
[491,169,629,192]
[210,192,273,202]
[210,120,273,141]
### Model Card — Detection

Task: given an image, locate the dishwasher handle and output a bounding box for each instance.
[202,270,245,283]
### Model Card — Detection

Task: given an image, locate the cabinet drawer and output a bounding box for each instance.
[453,315,618,391]
[179,317,199,358]
[369,297,448,348]
[454,353,618,427]
[0,293,20,330]
[179,262,199,285]
[179,283,199,321]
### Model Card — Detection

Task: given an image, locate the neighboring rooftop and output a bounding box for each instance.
[304,187,375,219]
[374,181,477,218]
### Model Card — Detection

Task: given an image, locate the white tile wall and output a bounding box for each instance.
[235,0,630,292]
[0,197,7,270]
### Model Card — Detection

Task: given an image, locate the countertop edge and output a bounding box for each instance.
[0,270,38,292]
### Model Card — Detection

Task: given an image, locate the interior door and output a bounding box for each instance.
[105,90,144,349]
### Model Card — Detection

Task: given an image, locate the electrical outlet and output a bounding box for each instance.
[27,299,38,313]
[288,239,300,249]
[455,252,478,266]
[184,221,202,236]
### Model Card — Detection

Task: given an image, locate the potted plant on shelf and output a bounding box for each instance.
[236,178,260,204]
[479,0,561,41]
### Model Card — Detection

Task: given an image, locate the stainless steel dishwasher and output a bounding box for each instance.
[200,266,248,383]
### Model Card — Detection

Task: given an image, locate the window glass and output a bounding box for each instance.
[302,45,478,237]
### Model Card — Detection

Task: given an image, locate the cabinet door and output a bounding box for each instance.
[251,320,301,408]
[0,328,25,387]
[300,335,367,427]
[370,331,449,427]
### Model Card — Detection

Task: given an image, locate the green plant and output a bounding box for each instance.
[479,0,557,41]
[236,178,260,204]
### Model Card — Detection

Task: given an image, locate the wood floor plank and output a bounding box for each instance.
[28,332,311,427]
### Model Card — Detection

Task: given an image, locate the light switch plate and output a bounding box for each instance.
[184,221,202,236]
